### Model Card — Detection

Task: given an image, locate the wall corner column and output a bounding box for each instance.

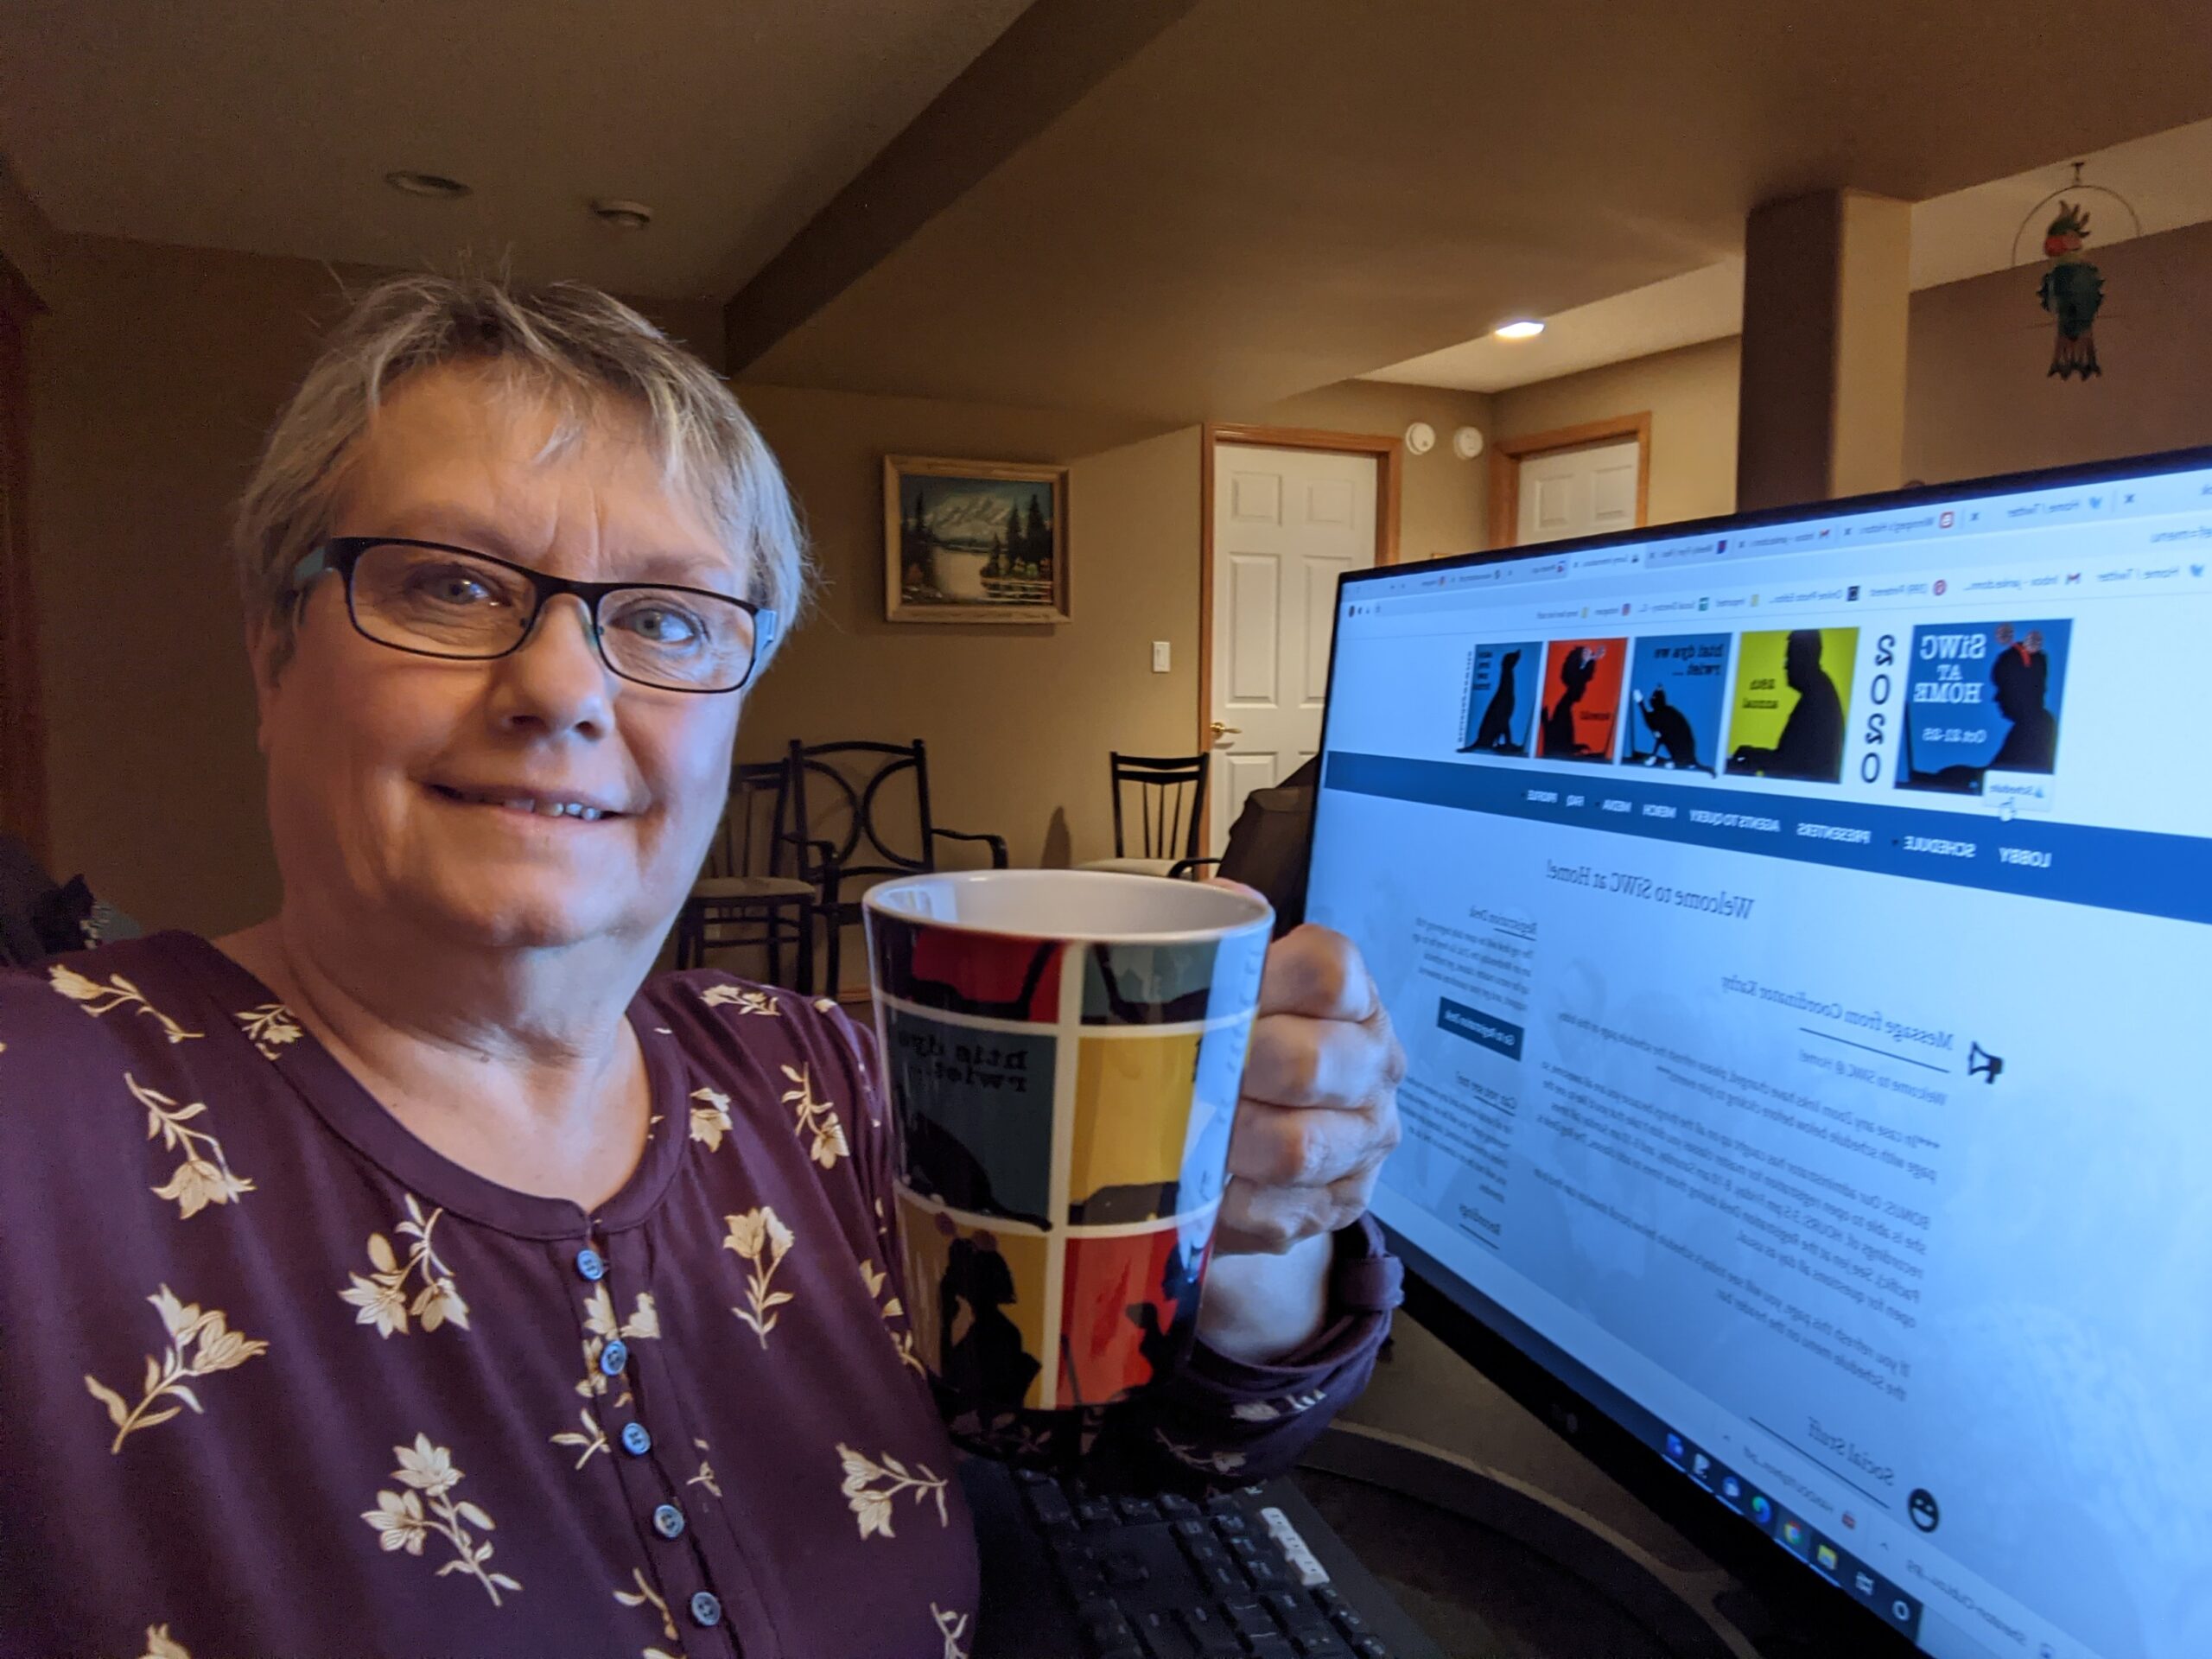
[1736,189,1911,512]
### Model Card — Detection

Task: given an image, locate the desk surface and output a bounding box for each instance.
[1297,1465,1683,1659]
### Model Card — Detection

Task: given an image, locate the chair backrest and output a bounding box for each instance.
[702,758,798,880]
[788,738,939,885]
[1109,751,1210,862]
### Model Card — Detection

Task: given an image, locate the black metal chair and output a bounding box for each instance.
[788,738,1008,996]
[1080,751,1214,879]
[673,758,832,991]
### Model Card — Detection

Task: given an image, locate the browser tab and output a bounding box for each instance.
[2113,473,2212,518]
[1647,537,1724,568]
[1567,545,1645,574]
[1984,484,2120,527]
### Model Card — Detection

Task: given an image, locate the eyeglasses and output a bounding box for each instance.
[289,537,775,695]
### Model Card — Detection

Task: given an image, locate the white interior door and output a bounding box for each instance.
[1208,443,1378,855]
[1515,437,1642,545]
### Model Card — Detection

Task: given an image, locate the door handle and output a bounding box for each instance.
[1209,721,1241,739]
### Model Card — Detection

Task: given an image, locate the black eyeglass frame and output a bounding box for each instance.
[289,536,776,695]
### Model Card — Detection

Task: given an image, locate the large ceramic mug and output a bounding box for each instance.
[863,870,1272,1417]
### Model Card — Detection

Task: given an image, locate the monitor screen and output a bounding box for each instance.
[1307,451,2212,1659]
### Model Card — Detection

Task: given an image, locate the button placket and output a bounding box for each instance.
[572,1231,744,1655]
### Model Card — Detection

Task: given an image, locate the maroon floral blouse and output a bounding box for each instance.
[0,933,1395,1659]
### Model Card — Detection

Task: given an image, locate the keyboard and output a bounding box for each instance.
[962,1458,1446,1659]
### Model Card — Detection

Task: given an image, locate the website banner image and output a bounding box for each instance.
[1623,633,1730,773]
[1460,640,1539,756]
[1897,619,2069,797]
[1535,638,1627,764]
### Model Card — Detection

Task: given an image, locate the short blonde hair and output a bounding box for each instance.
[233,274,807,670]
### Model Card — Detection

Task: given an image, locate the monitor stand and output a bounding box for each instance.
[1301,1422,1835,1659]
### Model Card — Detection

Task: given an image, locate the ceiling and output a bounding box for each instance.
[1368,117,2212,394]
[744,0,2212,420]
[5,0,2210,416]
[0,0,1034,298]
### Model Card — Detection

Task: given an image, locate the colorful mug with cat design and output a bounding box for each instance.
[862,870,1271,1421]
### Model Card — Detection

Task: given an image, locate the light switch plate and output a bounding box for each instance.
[1152,640,1171,673]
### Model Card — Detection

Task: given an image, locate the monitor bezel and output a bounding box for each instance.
[1311,442,2212,1658]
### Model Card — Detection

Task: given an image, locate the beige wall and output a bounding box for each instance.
[25,234,1486,935]
[1904,217,2212,484]
[1492,335,1743,531]
[25,235,721,934]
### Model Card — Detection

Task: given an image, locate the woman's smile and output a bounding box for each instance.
[423,781,633,823]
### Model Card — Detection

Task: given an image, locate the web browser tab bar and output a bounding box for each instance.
[1439,554,1567,588]
[1357,569,1427,601]
[1376,555,1567,613]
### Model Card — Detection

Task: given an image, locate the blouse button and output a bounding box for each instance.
[652,1502,686,1540]
[690,1591,723,1628]
[575,1247,607,1282]
[600,1338,629,1376]
[621,1421,652,1456]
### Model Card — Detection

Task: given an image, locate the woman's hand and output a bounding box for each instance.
[1196,919,1403,1363]
[1218,922,1404,1255]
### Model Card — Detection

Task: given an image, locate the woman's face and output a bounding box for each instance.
[254,365,746,956]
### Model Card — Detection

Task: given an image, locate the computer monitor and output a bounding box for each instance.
[1306,448,2212,1659]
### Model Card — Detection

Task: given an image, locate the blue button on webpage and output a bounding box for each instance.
[1436,997,1525,1060]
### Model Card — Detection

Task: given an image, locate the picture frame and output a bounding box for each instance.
[884,455,1070,624]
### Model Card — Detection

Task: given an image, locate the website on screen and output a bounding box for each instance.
[1308,469,2212,1659]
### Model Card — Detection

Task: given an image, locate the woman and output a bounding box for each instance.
[0,278,1403,1658]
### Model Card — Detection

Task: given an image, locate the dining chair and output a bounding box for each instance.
[1079,751,1212,879]
[673,757,830,991]
[787,738,1008,996]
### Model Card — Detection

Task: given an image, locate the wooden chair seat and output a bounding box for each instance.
[671,757,827,990]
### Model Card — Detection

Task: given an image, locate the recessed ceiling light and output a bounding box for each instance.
[1494,320,1546,340]
[590,199,654,231]
[385,170,473,200]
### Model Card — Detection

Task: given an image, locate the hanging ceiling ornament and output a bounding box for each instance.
[2012,160,2141,381]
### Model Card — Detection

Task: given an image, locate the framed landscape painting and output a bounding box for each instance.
[885,455,1070,624]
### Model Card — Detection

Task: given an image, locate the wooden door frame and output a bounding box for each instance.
[1198,423,1402,850]
[1486,411,1651,550]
